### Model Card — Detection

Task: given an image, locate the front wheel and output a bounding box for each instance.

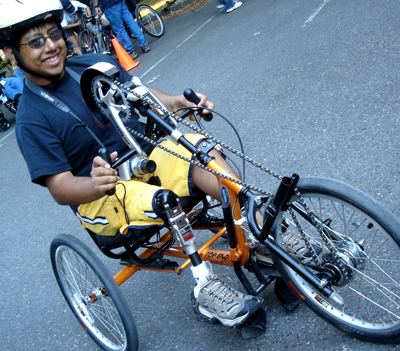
[79,30,97,54]
[135,4,165,38]
[50,234,139,351]
[272,177,400,343]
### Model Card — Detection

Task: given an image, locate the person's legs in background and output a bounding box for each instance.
[63,28,82,56]
[105,3,136,55]
[120,2,151,53]
[220,0,242,12]
[216,0,224,9]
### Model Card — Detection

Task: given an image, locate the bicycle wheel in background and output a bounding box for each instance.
[272,177,400,343]
[50,234,139,351]
[135,4,165,38]
[79,31,97,54]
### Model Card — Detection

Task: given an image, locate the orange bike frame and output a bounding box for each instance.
[113,158,249,287]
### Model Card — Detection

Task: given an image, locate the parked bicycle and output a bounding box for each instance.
[126,0,165,38]
[0,82,17,115]
[77,9,112,55]
[50,63,400,351]
[0,82,18,131]
[134,3,165,38]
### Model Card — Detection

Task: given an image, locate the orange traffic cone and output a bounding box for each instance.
[112,37,139,71]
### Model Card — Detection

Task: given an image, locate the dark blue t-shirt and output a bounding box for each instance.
[16,53,150,188]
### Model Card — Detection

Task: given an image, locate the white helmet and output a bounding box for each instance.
[0,0,64,43]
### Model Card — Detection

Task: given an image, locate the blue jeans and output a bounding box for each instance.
[104,2,148,53]
[220,0,235,10]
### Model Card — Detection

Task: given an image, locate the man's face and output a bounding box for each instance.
[17,21,67,85]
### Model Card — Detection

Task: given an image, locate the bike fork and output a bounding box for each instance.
[264,238,343,304]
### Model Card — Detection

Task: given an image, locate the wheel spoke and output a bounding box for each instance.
[51,237,137,350]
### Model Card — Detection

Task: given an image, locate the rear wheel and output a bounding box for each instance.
[135,4,165,38]
[79,31,97,54]
[50,234,139,351]
[273,177,400,343]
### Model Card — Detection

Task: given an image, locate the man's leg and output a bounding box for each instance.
[104,4,135,54]
[120,2,149,48]
[154,189,262,327]
[220,0,235,11]
[191,149,236,201]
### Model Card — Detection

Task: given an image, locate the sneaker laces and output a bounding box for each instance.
[201,275,239,304]
[283,233,302,251]
[283,232,320,260]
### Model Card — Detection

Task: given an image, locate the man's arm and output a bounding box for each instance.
[93,0,102,15]
[150,89,214,119]
[45,152,119,206]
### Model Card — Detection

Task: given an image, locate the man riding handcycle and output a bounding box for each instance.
[3,1,400,351]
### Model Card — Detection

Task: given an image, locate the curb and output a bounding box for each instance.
[159,0,204,15]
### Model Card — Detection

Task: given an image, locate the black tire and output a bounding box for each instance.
[4,100,17,114]
[135,4,165,38]
[100,31,112,54]
[79,30,97,54]
[272,177,400,343]
[50,234,139,351]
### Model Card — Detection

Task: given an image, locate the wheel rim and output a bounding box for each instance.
[55,245,128,350]
[278,192,400,332]
[81,33,96,54]
[138,7,163,36]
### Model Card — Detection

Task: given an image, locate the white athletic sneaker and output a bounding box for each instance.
[192,274,262,327]
[226,1,242,13]
[255,233,322,264]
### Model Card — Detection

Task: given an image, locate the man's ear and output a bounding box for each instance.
[3,47,16,65]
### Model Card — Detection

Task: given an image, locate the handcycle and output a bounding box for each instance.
[50,62,400,351]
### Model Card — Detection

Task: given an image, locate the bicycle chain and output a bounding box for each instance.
[109,78,340,265]
[126,125,275,196]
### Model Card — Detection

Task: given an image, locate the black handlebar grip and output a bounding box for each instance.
[144,159,157,174]
[183,89,213,122]
[98,148,115,196]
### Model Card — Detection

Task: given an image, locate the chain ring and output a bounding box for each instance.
[91,75,131,123]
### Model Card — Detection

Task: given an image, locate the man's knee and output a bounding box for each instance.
[154,190,180,223]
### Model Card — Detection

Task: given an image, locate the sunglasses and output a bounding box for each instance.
[20,29,63,49]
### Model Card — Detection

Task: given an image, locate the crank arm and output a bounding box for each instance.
[106,97,145,156]
[130,77,178,128]
[265,237,344,305]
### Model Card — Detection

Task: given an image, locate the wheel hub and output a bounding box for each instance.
[322,239,367,286]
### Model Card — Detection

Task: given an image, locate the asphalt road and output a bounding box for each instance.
[1,0,400,350]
